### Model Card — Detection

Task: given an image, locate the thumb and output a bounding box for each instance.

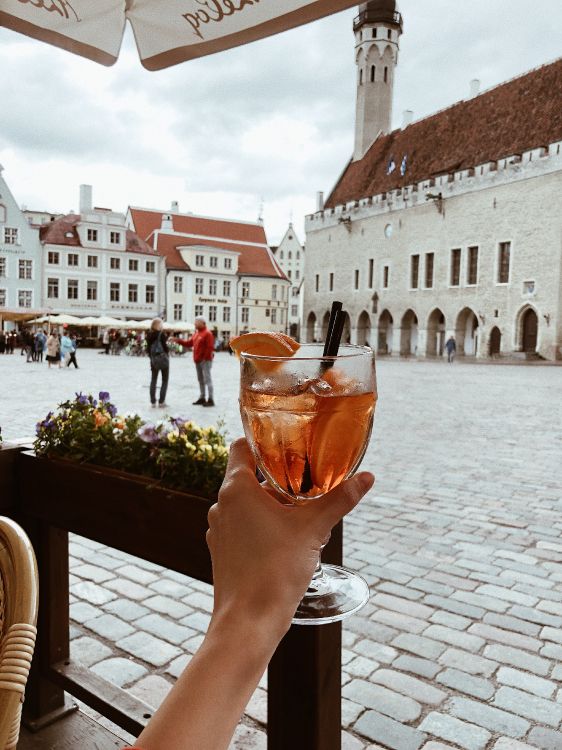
[313,472,375,533]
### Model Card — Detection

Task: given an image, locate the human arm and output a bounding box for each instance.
[169,336,193,348]
[134,438,374,750]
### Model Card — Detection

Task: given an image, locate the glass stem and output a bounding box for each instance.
[307,537,329,591]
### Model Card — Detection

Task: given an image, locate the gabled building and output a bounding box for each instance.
[40,186,165,319]
[0,166,43,324]
[127,206,290,343]
[271,223,306,339]
[304,0,562,360]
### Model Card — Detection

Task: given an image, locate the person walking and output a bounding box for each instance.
[35,330,47,363]
[102,328,110,355]
[445,335,456,363]
[171,317,215,407]
[60,330,74,366]
[67,334,79,368]
[46,331,61,368]
[146,318,170,408]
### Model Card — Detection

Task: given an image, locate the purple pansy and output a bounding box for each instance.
[75,392,89,405]
[99,391,110,403]
[137,424,160,444]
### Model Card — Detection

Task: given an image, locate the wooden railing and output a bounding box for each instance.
[1,446,343,750]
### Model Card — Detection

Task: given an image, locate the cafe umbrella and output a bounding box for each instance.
[0,0,358,71]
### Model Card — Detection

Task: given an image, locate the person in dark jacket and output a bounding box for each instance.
[445,335,456,363]
[146,318,170,408]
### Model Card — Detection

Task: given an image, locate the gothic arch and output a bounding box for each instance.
[306,311,317,343]
[455,307,479,356]
[341,311,352,345]
[356,310,372,347]
[355,47,364,65]
[426,308,446,357]
[400,309,418,356]
[321,310,331,342]
[516,304,539,353]
[378,309,393,354]
[489,326,501,357]
[364,43,382,61]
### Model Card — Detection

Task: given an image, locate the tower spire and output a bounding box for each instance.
[353,0,403,161]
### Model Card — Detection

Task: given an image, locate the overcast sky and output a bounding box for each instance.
[1,1,561,244]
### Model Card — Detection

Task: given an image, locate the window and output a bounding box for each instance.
[110,257,120,270]
[425,253,434,288]
[210,256,218,268]
[209,279,217,295]
[0,258,5,277]
[450,249,461,286]
[498,242,511,283]
[4,228,18,245]
[467,246,478,285]
[297,251,300,259]
[224,258,232,269]
[18,290,32,308]
[19,260,32,279]
[128,284,138,303]
[87,280,98,301]
[372,27,377,38]
[47,278,59,299]
[368,259,374,288]
[146,261,155,273]
[241,282,250,298]
[383,265,390,288]
[271,309,277,324]
[195,255,204,267]
[209,305,217,322]
[523,280,535,295]
[241,307,249,324]
[288,270,292,280]
[354,270,360,290]
[223,280,231,296]
[146,285,155,304]
[68,253,79,267]
[0,289,6,306]
[110,231,121,244]
[67,279,79,299]
[174,276,183,294]
[195,304,204,317]
[195,278,204,294]
[291,305,298,317]
[87,229,98,242]
[280,251,284,260]
[359,69,363,86]
[296,270,300,279]
[370,65,376,82]
[87,255,98,269]
[265,309,270,318]
[173,304,183,321]
[410,255,420,289]
[223,307,231,323]
[387,28,391,39]
[48,251,59,265]
[384,66,388,83]
[110,283,120,302]
[128,259,138,272]
[315,274,319,292]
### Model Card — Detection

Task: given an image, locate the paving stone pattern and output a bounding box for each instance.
[3,351,562,748]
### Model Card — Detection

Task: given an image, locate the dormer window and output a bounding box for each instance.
[87,228,98,242]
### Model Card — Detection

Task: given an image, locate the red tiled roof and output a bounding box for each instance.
[326,57,562,208]
[129,208,268,246]
[152,233,286,279]
[39,214,156,255]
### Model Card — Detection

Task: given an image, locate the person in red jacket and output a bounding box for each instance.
[172,317,215,406]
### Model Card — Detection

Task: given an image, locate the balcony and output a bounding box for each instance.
[353,9,403,33]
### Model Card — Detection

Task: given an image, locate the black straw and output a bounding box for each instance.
[323,301,343,357]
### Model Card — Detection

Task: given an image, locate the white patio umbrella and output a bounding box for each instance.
[0,0,357,70]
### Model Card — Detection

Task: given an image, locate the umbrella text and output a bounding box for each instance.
[183,0,261,41]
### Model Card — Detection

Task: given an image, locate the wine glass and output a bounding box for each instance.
[239,344,376,624]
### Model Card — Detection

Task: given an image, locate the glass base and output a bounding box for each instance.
[292,564,370,625]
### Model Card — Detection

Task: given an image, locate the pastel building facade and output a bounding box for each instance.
[271,223,306,339]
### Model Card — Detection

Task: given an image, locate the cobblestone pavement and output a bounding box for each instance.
[2,349,562,749]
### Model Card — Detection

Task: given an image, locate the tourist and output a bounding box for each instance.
[171,317,215,407]
[102,328,110,355]
[35,330,47,363]
[0,331,5,354]
[146,318,169,408]
[46,331,61,369]
[67,334,79,368]
[445,335,456,363]
[129,438,374,750]
[60,330,74,366]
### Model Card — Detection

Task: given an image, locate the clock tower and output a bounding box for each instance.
[353,0,403,161]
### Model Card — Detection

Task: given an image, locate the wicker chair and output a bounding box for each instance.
[0,518,39,750]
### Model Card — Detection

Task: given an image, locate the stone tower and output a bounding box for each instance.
[353,0,403,161]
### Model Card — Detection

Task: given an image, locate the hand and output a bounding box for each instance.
[206,438,374,642]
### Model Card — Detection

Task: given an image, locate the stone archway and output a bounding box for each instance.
[357,310,372,347]
[520,307,538,353]
[321,310,331,342]
[306,311,317,343]
[455,307,479,355]
[378,309,393,354]
[400,309,418,356]
[489,326,501,357]
[426,308,446,357]
[341,311,352,344]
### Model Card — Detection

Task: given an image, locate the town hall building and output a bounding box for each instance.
[304,0,562,360]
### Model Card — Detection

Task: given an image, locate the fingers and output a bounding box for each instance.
[223,438,256,482]
[313,472,375,532]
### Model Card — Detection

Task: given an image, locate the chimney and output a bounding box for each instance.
[316,191,324,211]
[161,214,173,232]
[402,110,414,128]
[79,184,93,214]
[469,79,480,98]
[171,200,179,212]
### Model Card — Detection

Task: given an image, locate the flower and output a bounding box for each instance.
[99,391,110,403]
[75,392,89,405]
[94,411,109,428]
[107,403,118,418]
[137,424,160,444]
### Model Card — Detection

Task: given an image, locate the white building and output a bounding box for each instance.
[271,223,305,339]
[39,186,165,319]
[127,206,290,343]
[304,0,562,360]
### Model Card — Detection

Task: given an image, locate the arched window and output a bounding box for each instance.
[359,68,363,85]
[370,65,376,82]
[384,66,388,83]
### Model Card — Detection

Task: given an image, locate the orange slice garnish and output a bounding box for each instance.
[230,331,300,358]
